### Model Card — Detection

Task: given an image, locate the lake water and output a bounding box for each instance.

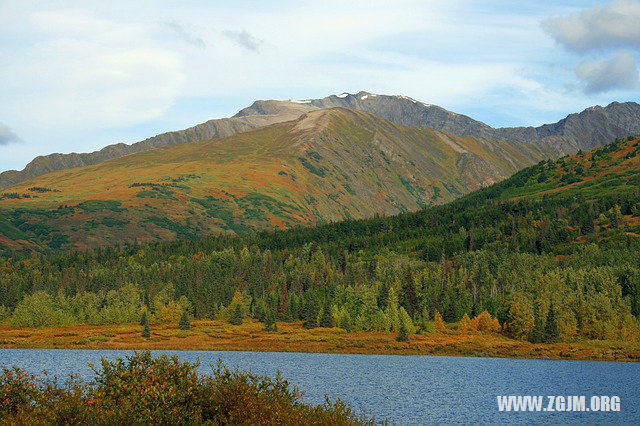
[0,349,638,425]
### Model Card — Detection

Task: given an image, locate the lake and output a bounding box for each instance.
[0,349,638,425]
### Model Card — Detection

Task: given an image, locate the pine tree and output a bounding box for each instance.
[320,302,334,328]
[303,297,319,329]
[263,308,278,332]
[142,322,151,338]
[178,310,190,330]
[544,303,560,343]
[141,311,150,337]
[340,311,353,332]
[396,307,412,342]
[230,303,244,325]
[529,302,544,343]
[396,319,409,342]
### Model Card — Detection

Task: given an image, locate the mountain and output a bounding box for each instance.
[0,108,543,252]
[2,91,639,188]
[0,110,309,189]
[237,91,640,156]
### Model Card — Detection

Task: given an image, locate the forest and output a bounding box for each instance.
[1,137,639,344]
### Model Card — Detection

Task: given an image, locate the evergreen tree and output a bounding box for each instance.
[396,307,413,342]
[230,303,244,325]
[396,319,409,342]
[529,302,544,343]
[544,303,560,343]
[303,297,319,329]
[141,311,150,337]
[320,302,334,328]
[580,211,595,235]
[340,311,353,332]
[178,310,190,330]
[263,307,278,332]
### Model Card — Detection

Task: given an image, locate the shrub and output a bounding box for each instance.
[0,352,371,425]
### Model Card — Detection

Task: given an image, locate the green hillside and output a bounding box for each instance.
[0,108,540,253]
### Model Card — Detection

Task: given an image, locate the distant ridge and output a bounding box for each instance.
[2,91,639,188]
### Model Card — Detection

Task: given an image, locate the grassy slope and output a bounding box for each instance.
[0,108,539,252]
[502,136,640,201]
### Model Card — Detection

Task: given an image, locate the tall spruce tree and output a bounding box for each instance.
[140,311,148,326]
[142,323,151,338]
[320,302,334,328]
[544,303,560,343]
[230,303,244,325]
[141,311,150,337]
[529,302,544,343]
[179,310,190,330]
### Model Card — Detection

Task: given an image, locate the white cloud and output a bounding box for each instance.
[0,123,20,145]
[163,20,206,48]
[542,0,640,52]
[222,30,262,52]
[575,51,640,93]
[8,10,185,129]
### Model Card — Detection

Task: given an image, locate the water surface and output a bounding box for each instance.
[1,349,637,425]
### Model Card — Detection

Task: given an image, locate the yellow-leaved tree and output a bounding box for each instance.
[434,311,446,331]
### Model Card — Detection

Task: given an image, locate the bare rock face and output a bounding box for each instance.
[2,91,639,189]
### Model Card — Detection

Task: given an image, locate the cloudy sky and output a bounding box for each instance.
[0,0,639,172]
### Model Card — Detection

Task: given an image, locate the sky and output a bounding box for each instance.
[0,0,639,172]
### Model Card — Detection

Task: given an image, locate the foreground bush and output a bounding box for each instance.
[0,351,371,425]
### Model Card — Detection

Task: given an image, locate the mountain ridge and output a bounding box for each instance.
[2,92,639,188]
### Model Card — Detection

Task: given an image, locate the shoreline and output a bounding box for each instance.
[1,319,638,362]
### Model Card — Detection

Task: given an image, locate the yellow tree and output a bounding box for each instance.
[460,313,472,334]
[434,311,446,331]
[473,311,494,332]
[508,297,534,340]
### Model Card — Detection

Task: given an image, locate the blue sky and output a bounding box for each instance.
[0,0,639,172]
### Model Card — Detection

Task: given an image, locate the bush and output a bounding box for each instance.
[0,352,371,425]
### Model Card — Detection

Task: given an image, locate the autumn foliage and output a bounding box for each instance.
[459,311,501,334]
[0,351,371,425]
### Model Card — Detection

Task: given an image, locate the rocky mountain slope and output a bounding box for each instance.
[2,91,639,188]
[0,108,542,252]
[238,92,640,156]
